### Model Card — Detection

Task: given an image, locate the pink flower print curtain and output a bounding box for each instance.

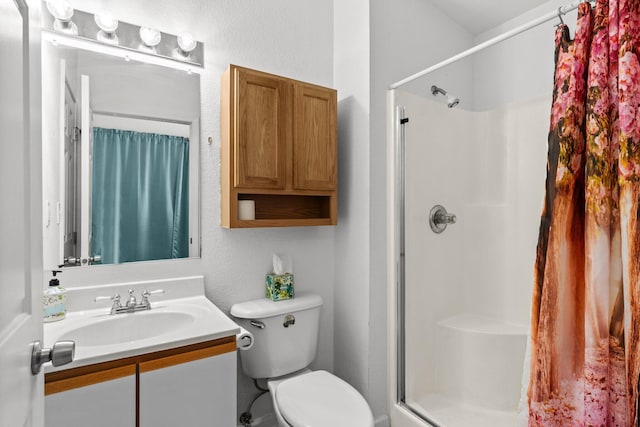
[527,0,640,425]
[528,4,590,424]
[583,0,627,425]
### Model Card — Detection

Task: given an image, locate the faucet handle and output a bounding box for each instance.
[94,293,120,304]
[94,293,122,314]
[142,289,165,297]
[140,289,164,308]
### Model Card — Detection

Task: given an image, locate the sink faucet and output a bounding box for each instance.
[126,289,137,308]
[95,289,164,314]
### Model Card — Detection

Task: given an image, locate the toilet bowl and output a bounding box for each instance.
[269,370,373,427]
[230,293,374,427]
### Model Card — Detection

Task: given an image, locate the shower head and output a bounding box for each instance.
[431,85,460,108]
[447,96,460,108]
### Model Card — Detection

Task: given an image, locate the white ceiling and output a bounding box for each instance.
[428,0,550,35]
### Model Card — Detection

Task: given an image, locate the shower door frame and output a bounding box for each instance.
[387,91,440,427]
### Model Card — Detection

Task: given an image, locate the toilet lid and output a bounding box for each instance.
[276,370,373,427]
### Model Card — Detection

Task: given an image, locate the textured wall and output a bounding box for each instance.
[471,0,578,111]
[54,0,335,420]
[333,0,379,422]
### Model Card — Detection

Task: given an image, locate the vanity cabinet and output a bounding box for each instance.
[45,365,136,427]
[45,337,236,427]
[221,64,337,227]
[139,344,236,426]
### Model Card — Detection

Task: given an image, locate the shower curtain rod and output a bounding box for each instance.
[389,0,595,90]
[93,110,191,125]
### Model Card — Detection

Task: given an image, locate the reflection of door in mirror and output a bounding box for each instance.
[80,75,91,266]
[62,76,79,265]
[58,69,90,268]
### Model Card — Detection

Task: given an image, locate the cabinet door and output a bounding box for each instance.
[139,346,236,427]
[45,365,136,427]
[293,83,337,191]
[235,67,290,189]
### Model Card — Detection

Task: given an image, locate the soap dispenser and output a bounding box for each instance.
[43,270,67,322]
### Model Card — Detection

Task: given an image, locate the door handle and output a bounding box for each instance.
[62,256,81,267]
[31,340,75,375]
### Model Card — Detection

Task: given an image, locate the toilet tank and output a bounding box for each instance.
[230,292,322,379]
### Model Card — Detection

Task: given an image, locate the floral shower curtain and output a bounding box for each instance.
[527,0,640,425]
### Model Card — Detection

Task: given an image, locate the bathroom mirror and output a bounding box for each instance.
[41,40,201,268]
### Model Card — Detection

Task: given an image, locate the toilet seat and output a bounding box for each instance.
[275,370,374,427]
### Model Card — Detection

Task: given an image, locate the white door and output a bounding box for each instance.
[0,0,44,426]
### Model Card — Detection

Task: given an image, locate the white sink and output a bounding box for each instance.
[44,291,240,372]
[59,311,196,347]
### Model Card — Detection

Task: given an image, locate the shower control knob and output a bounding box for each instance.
[429,205,457,234]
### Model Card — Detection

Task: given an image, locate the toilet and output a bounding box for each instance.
[230,292,374,427]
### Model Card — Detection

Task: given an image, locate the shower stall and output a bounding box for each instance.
[386,2,588,426]
[388,88,548,427]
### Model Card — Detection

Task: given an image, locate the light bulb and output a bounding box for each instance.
[46,0,77,35]
[177,32,197,54]
[95,12,119,44]
[139,27,161,48]
[46,0,73,21]
[95,13,118,33]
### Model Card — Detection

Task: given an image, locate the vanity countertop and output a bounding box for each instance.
[43,276,239,373]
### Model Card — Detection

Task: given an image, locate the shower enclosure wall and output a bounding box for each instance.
[387,88,550,427]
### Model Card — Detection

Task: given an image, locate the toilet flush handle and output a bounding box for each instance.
[283,315,295,328]
[250,320,265,329]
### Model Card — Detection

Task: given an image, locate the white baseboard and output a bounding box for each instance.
[375,414,391,427]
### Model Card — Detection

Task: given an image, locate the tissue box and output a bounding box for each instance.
[266,273,294,301]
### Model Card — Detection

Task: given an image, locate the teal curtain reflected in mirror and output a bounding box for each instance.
[91,127,189,264]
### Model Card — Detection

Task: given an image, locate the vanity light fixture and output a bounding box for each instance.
[41,1,204,72]
[95,12,119,45]
[139,26,161,52]
[46,0,78,35]
[175,32,197,59]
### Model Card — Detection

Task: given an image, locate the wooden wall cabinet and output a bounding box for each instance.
[45,337,236,427]
[221,65,337,227]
